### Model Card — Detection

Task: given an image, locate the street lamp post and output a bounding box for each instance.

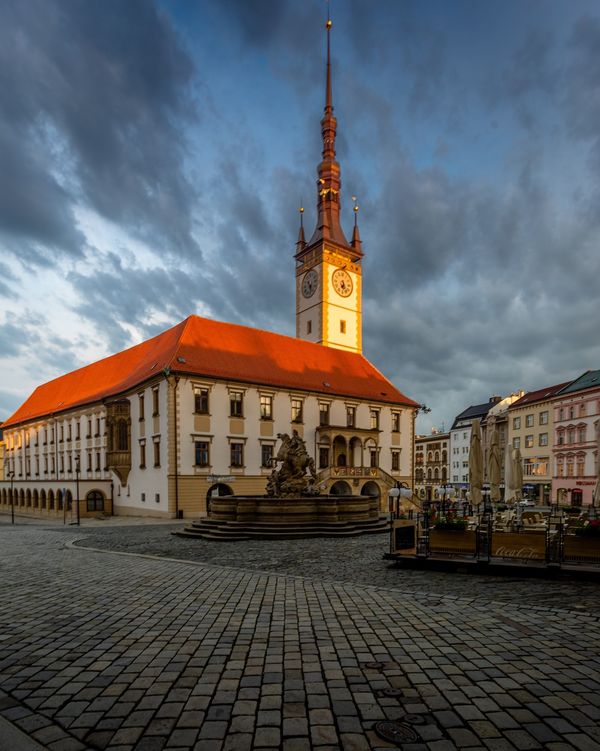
[75,455,80,526]
[8,471,15,525]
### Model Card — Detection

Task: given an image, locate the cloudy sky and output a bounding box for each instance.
[1,0,600,433]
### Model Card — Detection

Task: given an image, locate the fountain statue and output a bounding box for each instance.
[266,430,319,497]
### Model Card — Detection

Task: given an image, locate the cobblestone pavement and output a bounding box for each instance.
[1,522,600,750]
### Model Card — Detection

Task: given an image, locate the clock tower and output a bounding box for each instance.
[295,17,363,354]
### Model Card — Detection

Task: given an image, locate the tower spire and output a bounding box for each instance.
[301,8,355,252]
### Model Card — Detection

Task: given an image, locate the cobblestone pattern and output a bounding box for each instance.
[0,524,599,751]
[75,523,600,613]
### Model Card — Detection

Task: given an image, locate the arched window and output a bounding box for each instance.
[40,489,46,509]
[48,490,55,510]
[434,467,439,480]
[86,490,105,513]
[57,490,63,511]
[118,420,129,451]
[33,489,39,508]
[441,450,447,464]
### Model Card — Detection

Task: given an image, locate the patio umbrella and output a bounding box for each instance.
[488,421,502,503]
[504,441,515,504]
[593,422,600,507]
[469,419,483,507]
[512,447,523,502]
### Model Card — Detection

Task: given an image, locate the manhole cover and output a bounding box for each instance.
[402,713,429,725]
[382,688,404,698]
[373,720,420,745]
[363,661,386,670]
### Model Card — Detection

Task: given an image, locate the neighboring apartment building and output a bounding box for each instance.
[0,423,4,482]
[481,391,524,488]
[415,430,449,501]
[552,370,600,506]
[508,381,570,505]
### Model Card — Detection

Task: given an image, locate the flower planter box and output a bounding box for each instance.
[563,536,600,565]
[429,529,476,557]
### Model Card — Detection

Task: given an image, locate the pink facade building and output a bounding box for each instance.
[552,370,600,506]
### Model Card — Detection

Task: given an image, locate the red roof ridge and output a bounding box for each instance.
[4,314,418,428]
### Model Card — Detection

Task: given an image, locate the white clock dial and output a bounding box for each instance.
[332,269,353,297]
[302,269,318,298]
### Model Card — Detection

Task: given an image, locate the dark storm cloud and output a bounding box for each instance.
[0,0,197,265]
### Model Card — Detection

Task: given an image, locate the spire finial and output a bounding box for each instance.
[325,1,333,114]
[296,203,306,250]
[351,195,362,252]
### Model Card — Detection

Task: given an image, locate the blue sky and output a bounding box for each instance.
[1,0,600,433]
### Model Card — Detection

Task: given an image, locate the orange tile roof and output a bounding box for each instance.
[4,315,418,427]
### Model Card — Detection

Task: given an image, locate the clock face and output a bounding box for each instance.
[332,269,353,297]
[302,269,318,298]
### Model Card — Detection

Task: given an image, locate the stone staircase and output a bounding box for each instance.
[174,514,390,541]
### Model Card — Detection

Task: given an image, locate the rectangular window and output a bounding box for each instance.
[539,411,548,425]
[319,447,329,469]
[139,393,145,421]
[87,452,92,471]
[525,435,534,448]
[319,403,330,426]
[370,449,378,468]
[391,451,400,472]
[194,388,209,414]
[526,414,534,428]
[307,320,312,335]
[392,412,401,432]
[370,409,380,430]
[346,406,356,428]
[76,422,80,440]
[152,388,159,417]
[141,493,146,503]
[96,452,101,471]
[153,440,160,467]
[513,417,521,430]
[230,443,244,467]
[291,398,303,423]
[68,455,72,473]
[60,456,64,473]
[44,427,48,445]
[87,419,92,438]
[139,443,146,469]
[340,320,346,334]
[513,437,521,449]
[539,433,548,447]
[60,425,64,443]
[194,441,210,467]
[67,424,72,442]
[95,418,100,437]
[230,392,243,418]
[261,444,274,468]
[260,395,273,420]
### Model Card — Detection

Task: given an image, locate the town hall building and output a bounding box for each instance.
[0,20,418,519]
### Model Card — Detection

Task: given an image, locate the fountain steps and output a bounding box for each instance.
[174,514,390,541]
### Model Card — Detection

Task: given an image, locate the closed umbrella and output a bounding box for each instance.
[488,422,501,504]
[469,419,483,508]
[513,447,523,502]
[504,441,515,504]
